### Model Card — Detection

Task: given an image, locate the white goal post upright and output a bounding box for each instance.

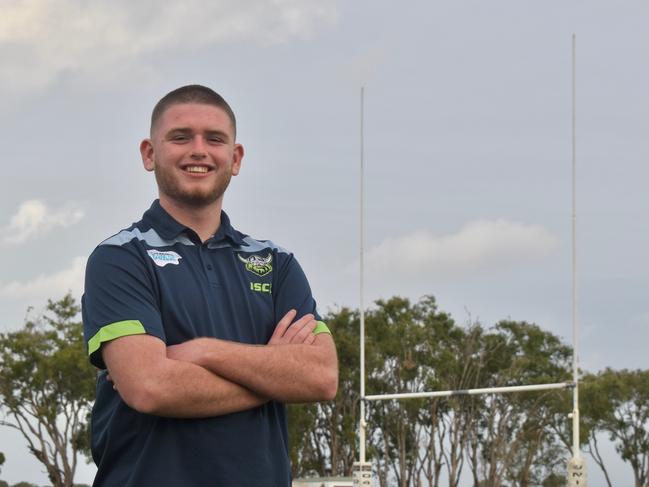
[354,36,585,486]
[571,32,580,461]
[359,87,366,466]
[353,86,372,487]
[567,33,587,487]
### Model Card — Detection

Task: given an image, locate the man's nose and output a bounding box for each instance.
[190,135,207,159]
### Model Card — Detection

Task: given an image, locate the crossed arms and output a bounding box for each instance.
[102,310,338,418]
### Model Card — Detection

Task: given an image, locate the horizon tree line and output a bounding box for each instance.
[0,294,647,487]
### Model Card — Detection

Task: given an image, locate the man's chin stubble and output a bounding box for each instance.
[154,171,231,208]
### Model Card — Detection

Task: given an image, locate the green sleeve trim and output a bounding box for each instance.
[313,321,331,336]
[87,320,147,356]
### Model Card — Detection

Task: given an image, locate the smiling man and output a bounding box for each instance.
[82,85,338,487]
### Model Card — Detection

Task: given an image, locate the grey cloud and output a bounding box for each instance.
[0,0,339,95]
[0,256,86,299]
[2,200,85,245]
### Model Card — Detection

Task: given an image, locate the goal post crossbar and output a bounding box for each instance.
[364,381,574,401]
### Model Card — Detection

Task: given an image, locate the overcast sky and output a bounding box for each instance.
[1,1,647,485]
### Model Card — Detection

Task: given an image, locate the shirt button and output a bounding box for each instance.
[206,264,213,270]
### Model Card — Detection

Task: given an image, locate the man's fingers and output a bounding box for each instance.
[290,318,317,344]
[269,311,319,345]
[269,309,297,344]
[276,309,297,336]
[281,314,314,342]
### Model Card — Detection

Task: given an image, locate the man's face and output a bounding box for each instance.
[140,103,243,208]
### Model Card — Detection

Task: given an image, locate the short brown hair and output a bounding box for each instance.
[150,85,237,138]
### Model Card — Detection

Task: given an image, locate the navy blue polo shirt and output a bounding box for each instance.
[82,200,329,487]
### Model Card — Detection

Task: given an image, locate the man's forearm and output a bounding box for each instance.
[172,335,338,403]
[103,335,267,418]
[137,358,268,417]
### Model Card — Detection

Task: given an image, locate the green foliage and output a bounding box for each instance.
[365,296,457,486]
[289,295,577,486]
[290,294,647,486]
[289,306,361,477]
[0,294,96,487]
[542,472,567,487]
[582,369,649,487]
[464,320,572,487]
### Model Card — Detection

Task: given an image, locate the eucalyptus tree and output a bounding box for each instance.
[289,306,361,478]
[466,321,572,487]
[589,369,649,487]
[0,295,95,487]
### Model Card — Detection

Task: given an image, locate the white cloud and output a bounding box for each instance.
[2,200,84,245]
[0,0,339,93]
[0,256,86,300]
[364,219,560,280]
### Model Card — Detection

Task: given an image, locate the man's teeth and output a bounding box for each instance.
[185,166,209,173]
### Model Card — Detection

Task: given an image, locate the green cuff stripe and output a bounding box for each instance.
[87,320,147,356]
[313,321,331,336]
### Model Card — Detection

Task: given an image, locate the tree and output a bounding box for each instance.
[467,320,572,487]
[550,369,649,487]
[364,297,431,487]
[548,371,614,487]
[588,369,649,487]
[288,296,594,486]
[0,294,96,487]
[289,306,361,478]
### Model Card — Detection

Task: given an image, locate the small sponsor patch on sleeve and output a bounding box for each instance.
[147,249,182,267]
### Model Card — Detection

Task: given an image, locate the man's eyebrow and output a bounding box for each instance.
[165,128,230,139]
[165,127,192,136]
[204,129,230,139]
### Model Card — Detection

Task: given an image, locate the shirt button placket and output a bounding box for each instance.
[200,246,219,287]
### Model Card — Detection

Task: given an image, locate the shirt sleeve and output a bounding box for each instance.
[272,251,330,336]
[82,244,166,369]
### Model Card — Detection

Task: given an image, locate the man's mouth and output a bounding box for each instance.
[183,165,212,174]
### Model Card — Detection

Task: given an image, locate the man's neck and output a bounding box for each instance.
[159,196,222,243]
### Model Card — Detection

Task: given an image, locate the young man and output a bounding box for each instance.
[82,85,338,486]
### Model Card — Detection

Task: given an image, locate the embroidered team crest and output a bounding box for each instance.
[147,249,182,267]
[238,253,273,277]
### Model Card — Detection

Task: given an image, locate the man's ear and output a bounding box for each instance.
[231,143,244,176]
[140,139,155,172]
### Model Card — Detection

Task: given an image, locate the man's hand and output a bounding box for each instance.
[167,339,207,363]
[268,309,318,345]
[167,310,318,364]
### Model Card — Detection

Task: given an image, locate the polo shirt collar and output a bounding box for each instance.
[211,210,245,245]
[143,199,244,246]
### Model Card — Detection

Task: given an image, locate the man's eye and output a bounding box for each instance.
[208,137,224,143]
[172,135,189,141]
